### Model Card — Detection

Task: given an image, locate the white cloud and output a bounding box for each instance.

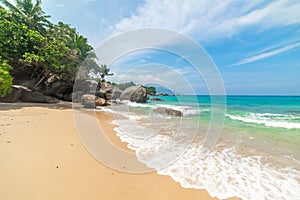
[231,41,300,66]
[113,0,300,42]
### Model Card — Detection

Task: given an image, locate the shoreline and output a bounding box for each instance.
[0,103,238,200]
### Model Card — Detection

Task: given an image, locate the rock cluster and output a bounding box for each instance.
[0,80,149,107]
[0,85,59,103]
[73,81,123,108]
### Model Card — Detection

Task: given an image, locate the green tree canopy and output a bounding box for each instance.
[0,0,51,34]
[0,0,108,96]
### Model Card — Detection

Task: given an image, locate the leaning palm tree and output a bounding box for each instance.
[50,22,93,60]
[0,0,51,34]
[100,65,113,81]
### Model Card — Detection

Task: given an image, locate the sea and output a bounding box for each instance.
[99,95,300,200]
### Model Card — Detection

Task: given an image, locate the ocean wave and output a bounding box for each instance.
[158,146,300,200]
[122,100,201,116]
[99,105,300,199]
[226,113,300,129]
[113,118,300,200]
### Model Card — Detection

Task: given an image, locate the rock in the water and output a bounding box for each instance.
[21,91,59,103]
[119,86,148,103]
[153,107,183,116]
[151,98,164,101]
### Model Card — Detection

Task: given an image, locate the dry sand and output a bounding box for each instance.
[0,103,239,200]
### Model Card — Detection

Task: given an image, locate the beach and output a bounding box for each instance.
[0,103,239,200]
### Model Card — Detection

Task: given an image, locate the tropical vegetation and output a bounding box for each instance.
[0,0,106,97]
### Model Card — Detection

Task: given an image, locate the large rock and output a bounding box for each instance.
[81,94,107,108]
[100,85,115,94]
[100,86,123,100]
[0,85,29,103]
[0,85,59,103]
[151,98,164,101]
[72,91,84,102]
[95,98,107,107]
[21,91,59,103]
[153,107,183,117]
[119,86,148,103]
[74,80,99,92]
[111,88,123,100]
[43,80,73,100]
[13,80,36,90]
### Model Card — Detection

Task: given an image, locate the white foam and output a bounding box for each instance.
[99,107,300,200]
[226,113,300,129]
[113,118,300,200]
[122,101,201,116]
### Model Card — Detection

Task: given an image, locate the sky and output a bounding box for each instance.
[7,0,300,95]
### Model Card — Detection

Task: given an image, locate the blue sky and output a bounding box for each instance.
[10,0,300,95]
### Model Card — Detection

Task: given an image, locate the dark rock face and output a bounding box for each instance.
[13,80,36,90]
[111,88,123,100]
[74,80,98,92]
[0,85,59,103]
[100,85,123,100]
[151,98,164,101]
[0,85,25,103]
[119,86,148,103]
[21,91,59,103]
[72,91,84,103]
[44,80,73,100]
[153,107,183,116]
[1,79,128,106]
[39,81,73,101]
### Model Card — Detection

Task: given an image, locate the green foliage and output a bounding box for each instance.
[0,0,104,92]
[116,82,156,94]
[0,57,13,97]
[143,86,156,95]
[98,64,113,81]
[116,81,136,90]
[0,0,51,35]
[48,21,93,60]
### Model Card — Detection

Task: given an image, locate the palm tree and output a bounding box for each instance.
[0,0,51,34]
[100,65,113,81]
[50,22,93,60]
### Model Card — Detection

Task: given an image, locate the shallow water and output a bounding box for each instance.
[99,96,300,200]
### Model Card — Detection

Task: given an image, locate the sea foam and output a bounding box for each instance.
[112,113,300,200]
[226,113,300,129]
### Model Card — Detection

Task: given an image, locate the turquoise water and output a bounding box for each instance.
[102,95,300,200]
